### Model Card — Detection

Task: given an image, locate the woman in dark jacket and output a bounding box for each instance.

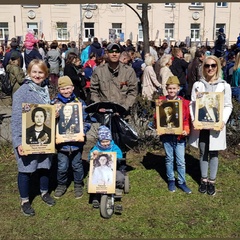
[63,52,86,100]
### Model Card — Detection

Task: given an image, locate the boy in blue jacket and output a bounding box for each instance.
[51,76,91,199]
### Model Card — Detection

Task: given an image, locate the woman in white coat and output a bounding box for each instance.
[189,55,232,196]
[142,55,162,100]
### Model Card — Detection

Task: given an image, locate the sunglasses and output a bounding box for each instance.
[204,64,217,69]
[108,49,120,53]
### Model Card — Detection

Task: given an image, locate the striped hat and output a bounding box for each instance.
[98,125,112,141]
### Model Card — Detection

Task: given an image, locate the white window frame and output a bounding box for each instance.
[111,4,123,7]
[190,23,200,42]
[190,2,202,6]
[138,23,143,41]
[0,23,9,40]
[165,23,174,39]
[56,22,68,41]
[82,4,97,10]
[112,23,122,39]
[217,2,228,7]
[84,22,94,41]
[165,3,176,8]
[215,24,226,37]
[27,22,38,37]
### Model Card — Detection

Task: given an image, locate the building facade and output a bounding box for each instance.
[0,3,239,48]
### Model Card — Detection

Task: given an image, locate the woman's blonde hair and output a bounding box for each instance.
[27,59,49,78]
[233,52,240,71]
[202,55,221,80]
[144,55,154,66]
[159,54,172,67]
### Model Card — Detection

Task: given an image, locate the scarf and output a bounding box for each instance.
[28,80,50,104]
[57,93,78,104]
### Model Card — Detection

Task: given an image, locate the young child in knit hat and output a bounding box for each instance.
[89,125,125,205]
[51,75,91,199]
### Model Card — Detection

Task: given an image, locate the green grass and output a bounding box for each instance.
[0,142,239,239]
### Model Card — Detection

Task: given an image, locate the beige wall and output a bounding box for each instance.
[0,3,239,47]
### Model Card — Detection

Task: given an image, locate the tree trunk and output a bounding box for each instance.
[142,3,150,55]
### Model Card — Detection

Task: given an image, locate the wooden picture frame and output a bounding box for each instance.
[88,152,117,194]
[22,103,56,155]
[155,99,183,135]
[194,92,224,131]
[56,102,85,144]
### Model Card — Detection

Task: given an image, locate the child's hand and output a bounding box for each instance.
[156,99,163,106]
[90,150,99,161]
[182,130,188,136]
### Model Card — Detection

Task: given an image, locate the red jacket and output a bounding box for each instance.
[157,95,190,138]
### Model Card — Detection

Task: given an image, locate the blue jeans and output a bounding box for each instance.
[57,150,84,185]
[18,169,49,200]
[161,135,186,184]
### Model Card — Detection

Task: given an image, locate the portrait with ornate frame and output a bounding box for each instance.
[56,102,85,144]
[88,152,117,194]
[22,103,56,155]
[155,99,183,135]
[194,92,224,130]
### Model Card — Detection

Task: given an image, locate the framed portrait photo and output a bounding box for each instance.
[88,152,117,194]
[56,102,85,144]
[22,103,56,155]
[155,99,183,135]
[194,92,224,130]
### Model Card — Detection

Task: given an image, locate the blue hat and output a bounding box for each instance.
[98,125,112,141]
[219,28,224,33]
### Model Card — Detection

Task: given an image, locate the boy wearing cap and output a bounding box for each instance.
[89,125,125,201]
[51,76,91,199]
[157,76,192,194]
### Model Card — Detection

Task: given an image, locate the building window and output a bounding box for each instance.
[84,22,94,39]
[165,23,174,39]
[136,4,151,10]
[0,23,9,40]
[112,23,122,37]
[56,22,68,40]
[217,2,227,7]
[21,5,40,8]
[216,24,225,37]
[191,23,200,41]
[138,23,143,41]
[111,4,123,7]
[165,3,176,7]
[190,2,202,6]
[82,4,97,10]
[27,23,38,37]
[189,2,204,10]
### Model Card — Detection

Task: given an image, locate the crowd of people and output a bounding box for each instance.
[0,27,239,217]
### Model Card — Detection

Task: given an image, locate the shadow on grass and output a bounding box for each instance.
[141,150,201,185]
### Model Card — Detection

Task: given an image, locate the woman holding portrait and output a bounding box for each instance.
[189,55,232,196]
[11,59,55,217]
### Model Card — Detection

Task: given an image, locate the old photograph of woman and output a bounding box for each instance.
[26,107,51,144]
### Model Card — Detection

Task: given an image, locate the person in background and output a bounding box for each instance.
[170,47,189,98]
[80,41,91,66]
[6,51,25,98]
[189,55,233,196]
[64,52,86,101]
[11,59,55,217]
[214,28,226,58]
[186,50,205,100]
[159,54,173,96]
[142,54,162,101]
[231,51,240,102]
[45,40,61,88]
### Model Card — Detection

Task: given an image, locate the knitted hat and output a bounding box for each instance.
[58,76,73,88]
[98,125,112,141]
[166,76,180,85]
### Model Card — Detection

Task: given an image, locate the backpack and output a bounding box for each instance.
[0,71,12,95]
